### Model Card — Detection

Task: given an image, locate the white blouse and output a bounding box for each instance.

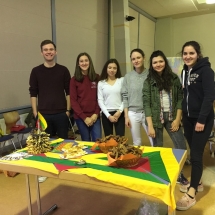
[97,77,124,118]
[162,90,170,112]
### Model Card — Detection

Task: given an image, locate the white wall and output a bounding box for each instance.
[55,0,108,76]
[110,6,155,71]
[0,0,51,112]
[173,13,215,70]
[155,13,215,70]
[0,0,109,112]
[138,15,155,67]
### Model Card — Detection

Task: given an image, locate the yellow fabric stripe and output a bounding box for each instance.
[67,167,172,209]
[0,159,59,174]
[50,138,64,144]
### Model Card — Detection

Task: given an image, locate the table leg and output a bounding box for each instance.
[168,207,176,215]
[35,175,58,215]
[25,174,32,215]
[35,175,42,215]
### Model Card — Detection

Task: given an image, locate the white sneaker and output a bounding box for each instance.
[38,176,47,183]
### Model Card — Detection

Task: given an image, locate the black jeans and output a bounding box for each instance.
[101,111,125,136]
[43,112,69,139]
[183,109,214,190]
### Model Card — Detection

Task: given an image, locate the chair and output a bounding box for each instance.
[68,113,77,140]
[0,134,16,156]
[3,111,32,148]
[11,127,32,148]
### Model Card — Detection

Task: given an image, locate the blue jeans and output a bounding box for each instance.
[75,118,101,141]
[153,112,187,149]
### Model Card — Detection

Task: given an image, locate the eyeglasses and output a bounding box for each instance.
[42,48,55,52]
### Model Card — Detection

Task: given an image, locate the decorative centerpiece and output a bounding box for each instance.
[92,135,128,153]
[26,129,52,154]
[26,112,52,154]
[107,141,142,168]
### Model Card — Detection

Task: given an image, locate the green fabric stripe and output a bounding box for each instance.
[25,155,165,184]
[99,151,170,182]
[142,152,169,182]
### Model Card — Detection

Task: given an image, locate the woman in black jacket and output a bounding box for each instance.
[176,41,215,211]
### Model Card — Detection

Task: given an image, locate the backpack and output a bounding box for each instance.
[25,109,36,128]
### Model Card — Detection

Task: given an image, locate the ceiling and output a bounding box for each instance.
[129,0,215,19]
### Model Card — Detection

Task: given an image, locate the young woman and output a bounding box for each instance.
[98,59,124,136]
[143,50,188,184]
[70,52,101,141]
[121,48,153,146]
[176,41,214,211]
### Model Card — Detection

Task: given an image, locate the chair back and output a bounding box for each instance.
[0,125,3,136]
[3,111,20,134]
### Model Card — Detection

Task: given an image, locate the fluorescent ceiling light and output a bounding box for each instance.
[196,0,206,3]
[206,0,215,4]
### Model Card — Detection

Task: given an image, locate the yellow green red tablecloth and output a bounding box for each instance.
[0,139,184,211]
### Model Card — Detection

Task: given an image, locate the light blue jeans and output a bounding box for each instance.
[153,112,187,149]
[75,118,101,142]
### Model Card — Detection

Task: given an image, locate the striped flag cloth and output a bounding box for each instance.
[37,112,47,131]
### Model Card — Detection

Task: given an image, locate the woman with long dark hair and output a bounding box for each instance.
[70,52,101,141]
[143,50,188,185]
[98,59,125,136]
[143,50,186,148]
[176,41,214,210]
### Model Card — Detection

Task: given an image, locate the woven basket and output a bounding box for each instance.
[115,154,141,168]
[107,152,142,168]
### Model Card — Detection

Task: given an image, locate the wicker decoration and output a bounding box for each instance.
[107,142,143,168]
[26,129,52,154]
[115,154,142,168]
[91,135,128,154]
[97,138,118,153]
[107,151,142,168]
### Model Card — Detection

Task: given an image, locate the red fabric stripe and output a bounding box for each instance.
[54,163,80,171]
[128,157,151,172]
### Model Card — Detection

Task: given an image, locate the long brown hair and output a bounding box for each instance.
[74,52,97,82]
[148,50,174,92]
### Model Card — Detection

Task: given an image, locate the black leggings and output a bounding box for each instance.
[183,109,214,190]
[101,111,125,136]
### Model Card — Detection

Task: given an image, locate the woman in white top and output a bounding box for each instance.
[98,59,125,136]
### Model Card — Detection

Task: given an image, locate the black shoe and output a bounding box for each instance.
[177,173,189,185]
